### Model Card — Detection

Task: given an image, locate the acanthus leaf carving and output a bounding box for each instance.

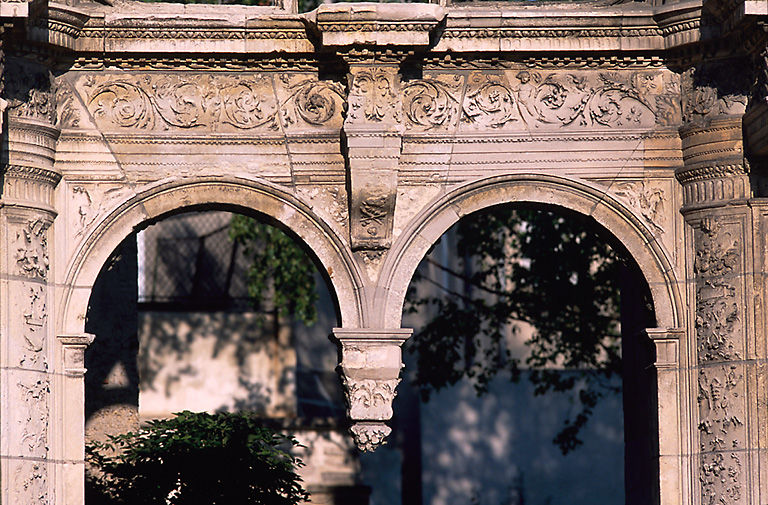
[404,70,665,132]
[14,219,50,280]
[54,75,81,129]
[350,422,392,452]
[681,62,749,125]
[462,73,518,128]
[4,58,57,125]
[343,378,400,421]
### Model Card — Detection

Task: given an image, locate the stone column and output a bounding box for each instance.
[677,59,765,505]
[333,328,412,451]
[0,57,61,505]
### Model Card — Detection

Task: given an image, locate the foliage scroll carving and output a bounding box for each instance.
[402,70,679,131]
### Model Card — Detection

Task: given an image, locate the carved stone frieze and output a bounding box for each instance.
[83,74,280,132]
[693,217,742,362]
[402,75,463,131]
[402,69,679,132]
[14,219,50,279]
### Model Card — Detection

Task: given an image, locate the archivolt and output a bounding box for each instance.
[378,173,683,329]
[58,176,366,335]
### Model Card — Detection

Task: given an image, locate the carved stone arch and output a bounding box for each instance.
[58,176,367,338]
[378,173,684,330]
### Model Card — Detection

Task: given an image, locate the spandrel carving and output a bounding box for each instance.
[612,180,667,235]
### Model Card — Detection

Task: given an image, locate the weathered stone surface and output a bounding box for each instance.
[0,0,767,503]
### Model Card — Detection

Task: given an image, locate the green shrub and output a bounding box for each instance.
[86,411,309,505]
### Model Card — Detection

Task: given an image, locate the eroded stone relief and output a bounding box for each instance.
[14,219,50,279]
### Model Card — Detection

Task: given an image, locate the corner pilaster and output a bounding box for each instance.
[677,58,764,505]
[0,56,61,505]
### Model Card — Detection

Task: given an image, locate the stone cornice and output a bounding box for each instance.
[9,0,716,60]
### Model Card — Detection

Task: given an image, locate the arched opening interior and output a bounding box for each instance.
[387,202,658,505]
[82,208,368,505]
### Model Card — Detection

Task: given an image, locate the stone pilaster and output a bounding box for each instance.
[332,328,412,451]
[0,57,61,505]
[677,59,765,505]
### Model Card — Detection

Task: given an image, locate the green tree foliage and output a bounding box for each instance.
[229,215,318,326]
[405,207,624,454]
[86,411,309,505]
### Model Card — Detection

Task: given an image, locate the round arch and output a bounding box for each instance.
[59,176,367,336]
[378,173,684,330]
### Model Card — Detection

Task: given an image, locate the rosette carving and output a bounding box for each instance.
[86,74,279,132]
[278,75,344,127]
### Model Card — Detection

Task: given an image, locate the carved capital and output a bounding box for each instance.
[58,334,95,377]
[332,328,412,451]
[643,328,684,369]
[681,60,749,127]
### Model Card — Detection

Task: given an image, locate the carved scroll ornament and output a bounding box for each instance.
[86,74,280,132]
[402,70,668,131]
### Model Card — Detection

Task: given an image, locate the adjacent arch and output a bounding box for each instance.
[378,173,684,330]
[59,176,367,336]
